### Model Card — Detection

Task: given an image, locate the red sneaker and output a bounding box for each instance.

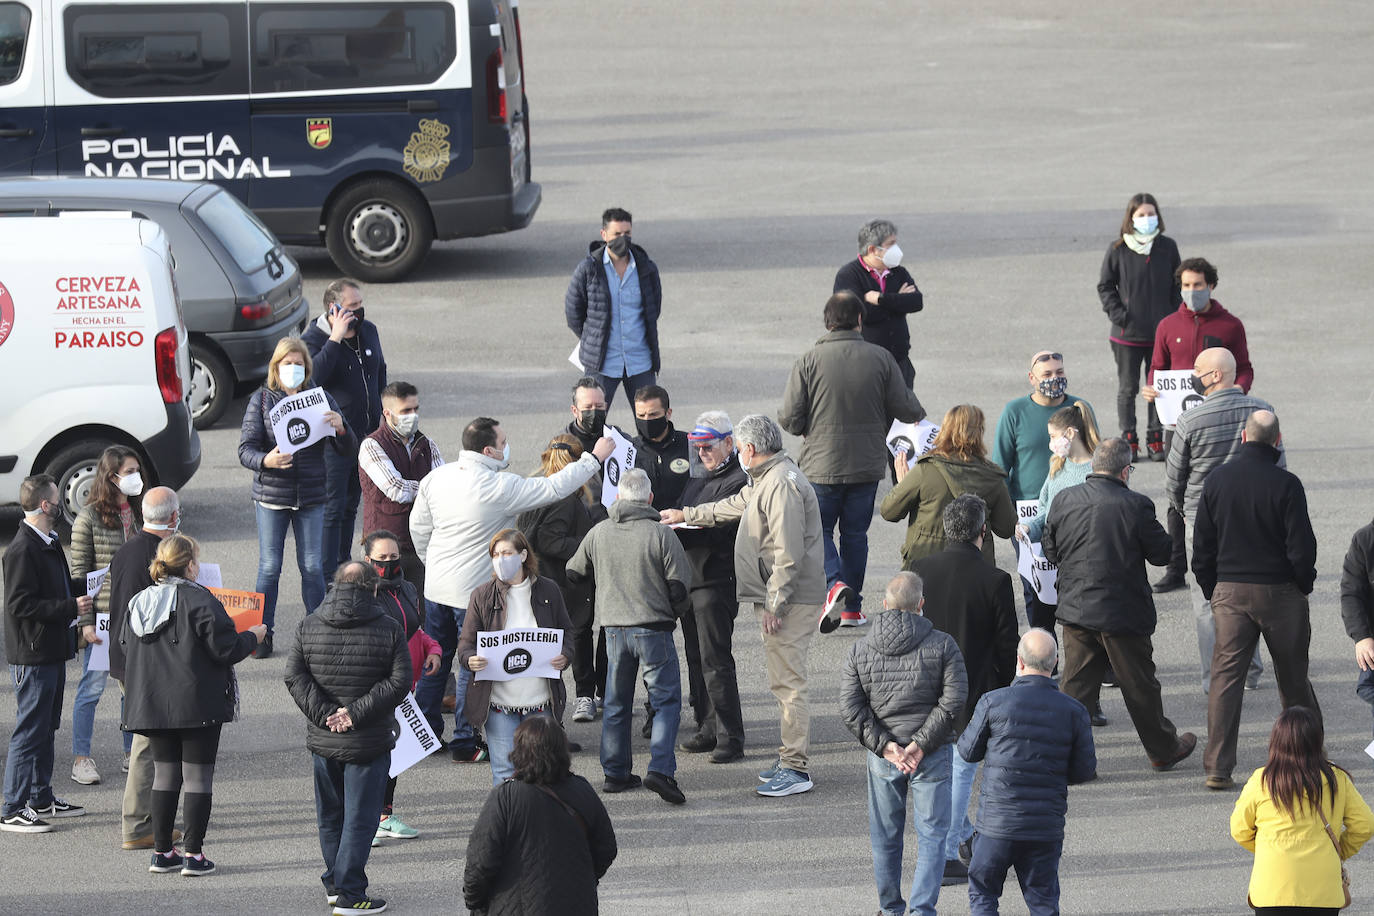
[839,611,868,628]
[818,582,854,633]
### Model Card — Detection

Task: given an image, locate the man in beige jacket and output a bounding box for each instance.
[661,415,825,797]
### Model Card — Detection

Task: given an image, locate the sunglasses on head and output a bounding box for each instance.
[1033,352,1064,364]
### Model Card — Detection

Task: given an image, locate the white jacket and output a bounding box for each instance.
[410,450,601,608]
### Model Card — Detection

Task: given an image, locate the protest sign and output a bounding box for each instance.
[1016,540,1059,605]
[207,588,265,632]
[268,386,334,455]
[1153,370,1205,427]
[85,565,110,598]
[886,419,940,469]
[87,613,111,671]
[568,342,585,372]
[389,692,442,778]
[600,427,637,509]
[195,562,222,589]
[1016,500,1040,526]
[474,627,564,682]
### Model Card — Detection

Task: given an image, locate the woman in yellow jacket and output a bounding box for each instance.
[1231,706,1374,914]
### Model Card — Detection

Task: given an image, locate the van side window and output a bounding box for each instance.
[65,4,248,98]
[250,3,455,94]
[0,3,30,86]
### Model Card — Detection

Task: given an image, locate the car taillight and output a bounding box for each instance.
[154,327,183,403]
[240,301,272,321]
[486,48,506,124]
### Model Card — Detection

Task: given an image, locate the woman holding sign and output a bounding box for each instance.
[459,529,574,785]
[238,338,352,658]
[69,445,144,787]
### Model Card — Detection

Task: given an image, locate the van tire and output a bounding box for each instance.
[325,180,434,283]
[43,440,112,527]
[189,341,233,430]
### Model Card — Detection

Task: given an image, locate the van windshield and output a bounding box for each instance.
[195,190,277,272]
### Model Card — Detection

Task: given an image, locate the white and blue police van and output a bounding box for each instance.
[0,0,538,281]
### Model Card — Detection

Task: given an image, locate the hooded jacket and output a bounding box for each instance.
[1097,235,1181,345]
[376,573,440,691]
[302,313,387,440]
[566,500,692,628]
[564,240,663,375]
[2,523,80,666]
[238,385,355,508]
[284,580,411,763]
[121,579,257,731]
[1149,300,1254,392]
[878,455,1016,568]
[839,610,967,756]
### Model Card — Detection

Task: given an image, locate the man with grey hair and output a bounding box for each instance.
[913,494,1017,878]
[833,219,924,388]
[569,467,693,804]
[662,414,825,797]
[841,570,967,916]
[1043,439,1196,772]
[958,628,1096,916]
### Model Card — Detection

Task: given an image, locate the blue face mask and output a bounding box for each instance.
[280,364,306,389]
[1132,214,1158,235]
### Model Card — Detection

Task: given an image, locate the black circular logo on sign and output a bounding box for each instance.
[1181,394,1204,412]
[287,417,311,445]
[504,649,532,676]
[605,457,621,486]
[889,435,914,455]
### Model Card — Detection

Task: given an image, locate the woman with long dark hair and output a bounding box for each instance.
[1232,707,1373,914]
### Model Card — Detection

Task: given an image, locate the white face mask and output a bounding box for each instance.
[494,441,511,469]
[145,513,180,534]
[392,413,420,438]
[493,552,525,583]
[881,243,904,269]
[117,472,144,497]
[280,363,306,389]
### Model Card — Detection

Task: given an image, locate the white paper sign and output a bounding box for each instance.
[1016,500,1040,525]
[85,566,110,598]
[568,342,585,372]
[389,691,441,778]
[1365,738,1374,762]
[195,563,222,589]
[600,427,638,509]
[887,419,940,469]
[87,613,111,671]
[269,386,334,455]
[1017,541,1059,605]
[1154,370,1205,427]
[475,628,564,682]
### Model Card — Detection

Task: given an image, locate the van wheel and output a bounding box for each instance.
[43,440,111,527]
[325,180,434,283]
[189,341,233,430]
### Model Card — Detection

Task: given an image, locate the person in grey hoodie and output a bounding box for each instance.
[567,468,692,805]
[840,571,968,916]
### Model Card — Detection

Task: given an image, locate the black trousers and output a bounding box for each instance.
[565,584,606,699]
[1060,624,1182,763]
[1111,341,1160,435]
[146,724,221,855]
[679,583,745,746]
[400,548,426,606]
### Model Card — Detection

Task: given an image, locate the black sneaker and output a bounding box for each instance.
[450,741,489,763]
[942,859,969,886]
[180,854,215,876]
[34,797,85,819]
[709,742,745,764]
[679,733,717,753]
[644,771,686,805]
[333,896,387,915]
[254,632,274,659]
[602,773,642,793]
[149,850,184,873]
[1090,706,1109,727]
[959,836,974,866]
[1,807,53,833]
[1152,572,1186,593]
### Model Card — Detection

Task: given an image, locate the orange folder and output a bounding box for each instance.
[207,588,265,632]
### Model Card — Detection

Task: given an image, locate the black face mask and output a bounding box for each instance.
[352,306,365,324]
[635,415,669,441]
[1189,373,1210,395]
[578,408,607,437]
[371,559,402,581]
[606,235,631,258]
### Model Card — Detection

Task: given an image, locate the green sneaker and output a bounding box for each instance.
[375,815,418,839]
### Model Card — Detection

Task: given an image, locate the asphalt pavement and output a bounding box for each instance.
[4,1,1374,913]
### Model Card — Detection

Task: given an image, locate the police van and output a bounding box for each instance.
[0,0,538,281]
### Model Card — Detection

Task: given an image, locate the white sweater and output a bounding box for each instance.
[489,578,551,710]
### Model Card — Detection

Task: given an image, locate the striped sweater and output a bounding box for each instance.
[1166,387,1283,517]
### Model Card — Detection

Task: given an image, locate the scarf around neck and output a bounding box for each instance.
[1121,229,1159,255]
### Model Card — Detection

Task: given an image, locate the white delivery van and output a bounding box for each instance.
[0,215,201,521]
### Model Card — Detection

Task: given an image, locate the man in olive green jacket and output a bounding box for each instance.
[779,292,925,628]
[662,415,824,797]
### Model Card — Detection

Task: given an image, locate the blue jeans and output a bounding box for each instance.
[71,644,109,757]
[968,834,1063,916]
[1358,667,1374,737]
[322,441,362,581]
[313,751,388,901]
[4,663,65,817]
[812,481,879,613]
[413,601,475,747]
[602,626,681,780]
[254,502,326,632]
[866,743,952,916]
[591,369,656,409]
[946,748,978,859]
[485,708,550,785]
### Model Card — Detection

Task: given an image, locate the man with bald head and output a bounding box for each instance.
[1166,347,1280,691]
[1192,411,1318,791]
[958,628,1096,916]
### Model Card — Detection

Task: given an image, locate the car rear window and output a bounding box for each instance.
[195,189,277,272]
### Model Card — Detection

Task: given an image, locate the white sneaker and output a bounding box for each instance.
[572,696,597,722]
[71,757,101,785]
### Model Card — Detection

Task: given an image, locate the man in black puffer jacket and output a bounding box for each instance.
[286,562,410,916]
[958,628,1096,916]
[840,571,967,915]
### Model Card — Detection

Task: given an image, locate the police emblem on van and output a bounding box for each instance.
[307,119,333,150]
[403,119,452,183]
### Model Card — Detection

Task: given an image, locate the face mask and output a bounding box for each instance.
[1037,376,1068,399]
[489,441,511,469]
[635,415,669,441]
[352,307,365,324]
[1048,435,1072,458]
[371,559,402,580]
[1190,372,1211,395]
[493,552,525,583]
[881,243,903,269]
[1132,215,1159,235]
[117,472,144,497]
[146,514,180,534]
[1183,288,1210,312]
[578,408,607,437]
[42,501,63,522]
[280,363,306,389]
[391,413,420,438]
[606,235,631,258]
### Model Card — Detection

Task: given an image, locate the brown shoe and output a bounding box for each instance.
[442,694,457,713]
[1151,732,1197,772]
[1205,774,1236,790]
[122,828,182,850]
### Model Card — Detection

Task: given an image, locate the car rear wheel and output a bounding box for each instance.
[43,440,113,527]
[325,179,434,283]
[189,341,234,430]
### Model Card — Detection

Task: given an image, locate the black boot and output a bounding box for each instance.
[1124,430,1140,462]
[1146,429,1167,462]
